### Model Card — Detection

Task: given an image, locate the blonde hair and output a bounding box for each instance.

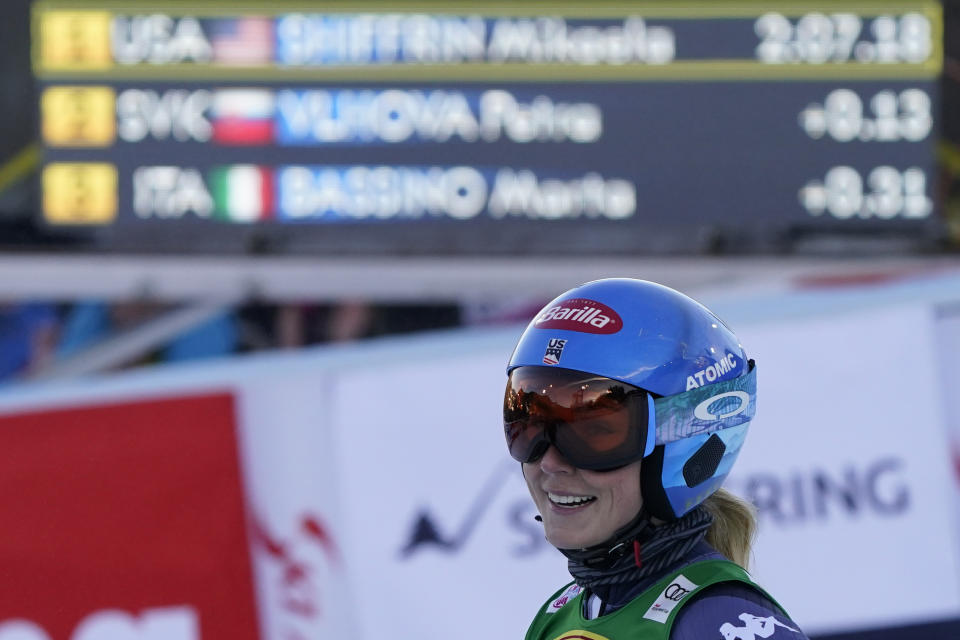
[701,488,757,570]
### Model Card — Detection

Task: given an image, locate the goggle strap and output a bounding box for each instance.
[652,360,757,446]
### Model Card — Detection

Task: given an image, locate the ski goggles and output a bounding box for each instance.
[504,362,756,472]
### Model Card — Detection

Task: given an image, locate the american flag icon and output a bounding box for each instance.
[209,17,275,66]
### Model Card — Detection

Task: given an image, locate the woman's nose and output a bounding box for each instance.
[538,444,575,473]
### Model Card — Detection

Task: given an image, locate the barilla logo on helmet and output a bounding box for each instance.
[534,298,622,334]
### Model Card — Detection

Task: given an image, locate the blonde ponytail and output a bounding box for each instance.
[701,488,757,570]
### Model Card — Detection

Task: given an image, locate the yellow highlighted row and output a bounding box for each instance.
[34,6,942,79]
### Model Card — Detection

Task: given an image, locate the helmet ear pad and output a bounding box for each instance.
[641,434,734,521]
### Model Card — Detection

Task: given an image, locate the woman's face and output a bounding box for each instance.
[523,444,643,549]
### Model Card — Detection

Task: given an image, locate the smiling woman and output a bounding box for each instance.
[503,278,809,640]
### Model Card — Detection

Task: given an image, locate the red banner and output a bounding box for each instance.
[0,393,259,639]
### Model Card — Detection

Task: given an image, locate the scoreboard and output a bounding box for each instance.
[32,1,943,255]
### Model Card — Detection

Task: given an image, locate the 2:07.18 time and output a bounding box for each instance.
[755,12,932,64]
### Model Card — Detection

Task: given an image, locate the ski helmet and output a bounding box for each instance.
[505,278,756,520]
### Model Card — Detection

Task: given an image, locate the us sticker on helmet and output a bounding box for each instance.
[542,338,568,365]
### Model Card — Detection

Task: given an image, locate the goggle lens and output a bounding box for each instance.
[504,367,649,471]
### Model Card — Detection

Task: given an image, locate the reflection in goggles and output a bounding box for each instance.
[504,366,649,471]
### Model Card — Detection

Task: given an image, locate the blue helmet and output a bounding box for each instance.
[506,278,756,520]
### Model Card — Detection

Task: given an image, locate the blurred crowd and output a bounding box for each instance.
[0,296,548,383]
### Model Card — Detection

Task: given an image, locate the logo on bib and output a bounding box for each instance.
[642,574,698,623]
[547,584,582,614]
[534,298,622,334]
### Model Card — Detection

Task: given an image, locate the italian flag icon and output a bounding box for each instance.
[209,165,274,222]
